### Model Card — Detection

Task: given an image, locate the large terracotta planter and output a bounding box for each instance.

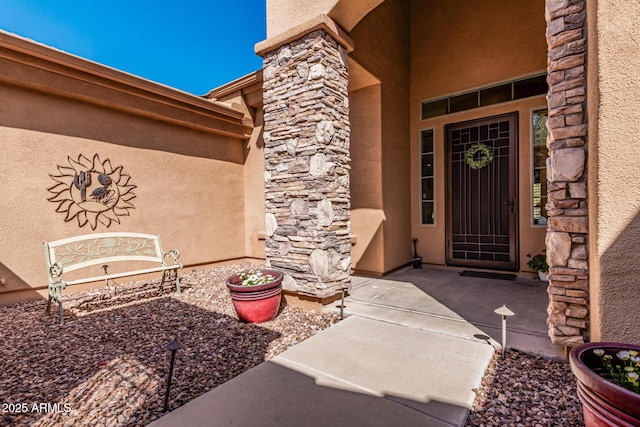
[225,269,283,323]
[569,342,640,426]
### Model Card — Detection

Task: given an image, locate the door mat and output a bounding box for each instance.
[459,270,516,281]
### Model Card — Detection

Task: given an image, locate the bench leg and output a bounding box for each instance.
[46,289,63,324]
[58,300,64,325]
[160,270,167,291]
[48,287,65,324]
[175,271,181,294]
[160,270,181,294]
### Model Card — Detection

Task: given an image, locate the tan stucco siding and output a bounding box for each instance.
[350,0,412,273]
[588,0,640,342]
[243,110,267,261]
[409,0,547,270]
[0,82,247,302]
[265,0,385,36]
[350,84,384,273]
[207,84,266,261]
[266,0,339,37]
[410,0,548,100]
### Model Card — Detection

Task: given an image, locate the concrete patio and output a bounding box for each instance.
[335,264,563,359]
[150,265,560,427]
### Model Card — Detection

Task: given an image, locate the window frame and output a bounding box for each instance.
[419,128,436,226]
[420,73,548,120]
[530,107,549,227]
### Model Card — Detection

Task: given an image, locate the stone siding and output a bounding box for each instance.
[545,0,589,346]
[262,29,351,298]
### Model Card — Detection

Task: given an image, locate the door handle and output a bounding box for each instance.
[503,198,514,213]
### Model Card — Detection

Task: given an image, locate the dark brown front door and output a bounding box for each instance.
[446,113,518,270]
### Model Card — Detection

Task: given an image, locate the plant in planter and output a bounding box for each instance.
[569,342,640,426]
[526,250,549,282]
[225,269,283,324]
[238,270,276,287]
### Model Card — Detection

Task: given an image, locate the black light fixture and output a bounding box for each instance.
[163,337,186,412]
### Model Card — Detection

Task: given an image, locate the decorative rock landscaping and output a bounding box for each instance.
[0,265,338,427]
[0,265,583,426]
[466,350,583,426]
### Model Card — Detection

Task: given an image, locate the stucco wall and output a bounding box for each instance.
[266,0,385,36]
[243,109,267,260]
[409,0,548,270]
[349,0,412,272]
[0,74,248,303]
[266,0,338,37]
[206,81,267,261]
[410,0,548,100]
[588,0,640,342]
[350,84,385,273]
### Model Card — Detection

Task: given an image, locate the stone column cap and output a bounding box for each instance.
[255,14,354,57]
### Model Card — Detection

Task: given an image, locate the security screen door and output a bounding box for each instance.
[446,113,518,270]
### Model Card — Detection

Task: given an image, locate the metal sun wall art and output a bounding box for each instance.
[48,154,137,230]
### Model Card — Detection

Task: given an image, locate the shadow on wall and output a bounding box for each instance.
[597,210,640,342]
[350,208,385,270]
[2,84,246,164]
[0,261,42,305]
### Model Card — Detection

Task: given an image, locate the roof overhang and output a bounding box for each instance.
[255,14,354,57]
[0,30,252,140]
[205,70,264,109]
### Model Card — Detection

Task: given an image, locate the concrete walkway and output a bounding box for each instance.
[150,265,561,427]
[335,265,564,359]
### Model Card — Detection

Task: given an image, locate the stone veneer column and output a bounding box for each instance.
[261,29,351,299]
[545,0,589,346]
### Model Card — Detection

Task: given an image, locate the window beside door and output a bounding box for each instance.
[532,109,548,225]
[420,129,435,225]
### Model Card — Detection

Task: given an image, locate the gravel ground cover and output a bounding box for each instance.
[0,263,585,427]
[0,264,339,427]
[466,350,584,426]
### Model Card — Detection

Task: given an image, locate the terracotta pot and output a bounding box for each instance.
[569,342,640,426]
[225,269,283,323]
[538,271,549,282]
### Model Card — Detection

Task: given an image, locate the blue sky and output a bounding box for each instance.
[0,1,266,95]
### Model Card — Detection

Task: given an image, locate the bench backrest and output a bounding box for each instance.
[44,232,164,274]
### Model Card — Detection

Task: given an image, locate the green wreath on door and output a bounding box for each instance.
[465,143,494,170]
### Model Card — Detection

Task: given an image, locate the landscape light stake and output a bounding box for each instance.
[494,305,515,359]
[340,286,347,320]
[102,264,110,294]
[163,338,186,412]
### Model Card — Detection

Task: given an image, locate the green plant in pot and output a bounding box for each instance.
[238,270,276,287]
[569,342,640,426]
[526,250,549,282]
[592,348,640,394]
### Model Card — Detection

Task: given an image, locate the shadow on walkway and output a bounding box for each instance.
[151,315,492,427]
[152,360,469,427]
[338,265,563,358]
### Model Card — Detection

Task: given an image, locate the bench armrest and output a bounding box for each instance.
[163,249,181,266]
[47,262,66,290]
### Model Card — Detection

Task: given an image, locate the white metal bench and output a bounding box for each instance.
[43,232,182,324]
